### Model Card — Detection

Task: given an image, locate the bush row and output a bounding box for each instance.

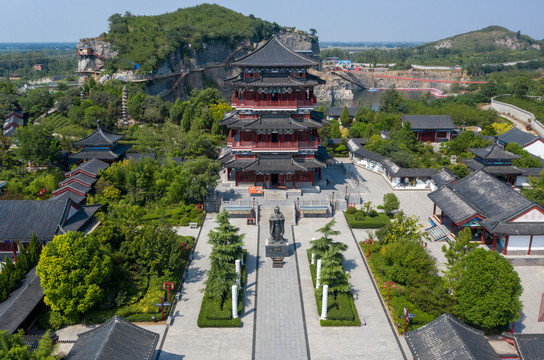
[307,250,360,326]
[345,212,390,229]
[197,250,247,328]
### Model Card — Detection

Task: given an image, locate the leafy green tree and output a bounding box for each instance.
[448,163,470,178]
[339,106,351,127]
[205,210,243,304]
[523,171,544,205]
[442,227,477,293]
[13,124,60,165]
[457,248,523,329]
[506,143,542,168]
[84,105,109,128]
[376,211,426,245]
[329,120,342,138]
[309,219,347,260]
[380,193,400,215]
[37,232,113,326]
[513,75,532,97]
[319,247,350,307]
[20,88,54,119]
[380,86,407,113]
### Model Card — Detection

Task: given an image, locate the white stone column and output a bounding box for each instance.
[316,259,322,289]
[232,285,238,319]
[311,252,315,265]
[321,284,328,320]
[235,259,241,287]
[240,247,244,265]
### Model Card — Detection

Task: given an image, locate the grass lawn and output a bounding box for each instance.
[345,210,390,229]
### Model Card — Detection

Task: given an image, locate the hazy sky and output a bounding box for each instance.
[2,0,543,43]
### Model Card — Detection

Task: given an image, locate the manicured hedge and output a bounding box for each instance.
[345,211,390,229]
[307,250,360,326]
[197,250,247,328]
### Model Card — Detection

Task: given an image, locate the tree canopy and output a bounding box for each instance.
[456,248,523,329]
[37,232,113,325]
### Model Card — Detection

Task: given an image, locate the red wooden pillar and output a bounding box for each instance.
[450,220,455,234]
[293,173,296,189]
[440,211,444,225]
[235,171,239,186]
[528,235,533,255]
[492,234,498,251]
[433,204,436,216]
[503,235,510,255]
[311,171,314,186]
[12,243,17,262]
[318,167,322,180]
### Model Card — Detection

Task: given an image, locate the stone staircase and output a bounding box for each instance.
[259,205,296,226]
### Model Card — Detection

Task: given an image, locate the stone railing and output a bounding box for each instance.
[490,95,544,137]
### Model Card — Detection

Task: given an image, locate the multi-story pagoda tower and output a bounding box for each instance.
[219,35,329,188]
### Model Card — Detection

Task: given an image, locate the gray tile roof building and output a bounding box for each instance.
[0,199,101,241]
[502,333,544,360]
[428,170,541,233]
[469,144,521,160]
[401,115,456,130]
[327,107,358,118]
[66,316,159,360]
[0,267,43,334]
[405,313,500,360]
[65,159,110,178]
[431,168,458,186]
[498,127,541,147]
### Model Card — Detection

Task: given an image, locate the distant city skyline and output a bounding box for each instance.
[1,0,543,43]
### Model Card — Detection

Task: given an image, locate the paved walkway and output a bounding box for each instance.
[295,213,408,359]
[158,215,258,360]
[253,224,309,360]
[513,266,544,333]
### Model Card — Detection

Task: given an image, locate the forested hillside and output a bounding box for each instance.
[103,4,282,72]
[322,26,544,69]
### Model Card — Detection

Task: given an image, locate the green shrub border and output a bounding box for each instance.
[307,250,360,326]
[197,250,247,327]
[345,212,390,229]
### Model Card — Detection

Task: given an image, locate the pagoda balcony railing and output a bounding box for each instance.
[227,139,319,151]
[230,97,315,109]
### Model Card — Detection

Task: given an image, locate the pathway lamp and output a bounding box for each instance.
[363,239,374,258]
[383,281,395,304]
[163,281,175,302]
[195,204,204,224]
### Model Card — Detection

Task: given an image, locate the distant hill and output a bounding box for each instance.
[322,26,544,68]
[102,4,282,72]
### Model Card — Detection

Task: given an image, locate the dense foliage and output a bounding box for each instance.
[105,4,281,72]
[199,211,245,327]
[0,48,76,81]
[0,236,42,302]
[0,330,57,360]
[456,248,523,329]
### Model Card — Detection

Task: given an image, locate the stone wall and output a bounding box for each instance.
[490,95,544,137]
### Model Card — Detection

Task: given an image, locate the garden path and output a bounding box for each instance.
[157,215,258,360]
[294,212,409,359]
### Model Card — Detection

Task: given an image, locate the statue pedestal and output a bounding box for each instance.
[265,239,289,258]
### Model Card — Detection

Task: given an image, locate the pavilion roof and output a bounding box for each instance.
[65,159,110,177]
[69,143,132,161]
[502,333,544,360]
[230,73,323,87]
[405,313,500,360]
[468,144,521,160]
[74,122,125,147]
[221,111,327,130]
[231,35,319,68]
[66,316,159,360]
[431,168,458,186]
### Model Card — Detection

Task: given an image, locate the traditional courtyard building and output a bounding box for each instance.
[69,121,131,162]
[0,199,101,258]
[401,115,456,142]
[219,35,329,188]
[428,170,544,255]
[498,126,544,158]
[461,143,522,185]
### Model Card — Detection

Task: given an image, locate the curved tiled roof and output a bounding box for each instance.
[231,35,319,67]
[66,316,159,360]
[74,122,125,146]
[498,127,540,147]
[469,144,521,160]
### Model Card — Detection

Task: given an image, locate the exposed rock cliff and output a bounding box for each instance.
[77,39,117,72]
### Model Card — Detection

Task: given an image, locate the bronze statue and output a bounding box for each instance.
[269,206,285,242]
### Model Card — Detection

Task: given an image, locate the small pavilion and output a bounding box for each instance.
[69,121,131,162]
